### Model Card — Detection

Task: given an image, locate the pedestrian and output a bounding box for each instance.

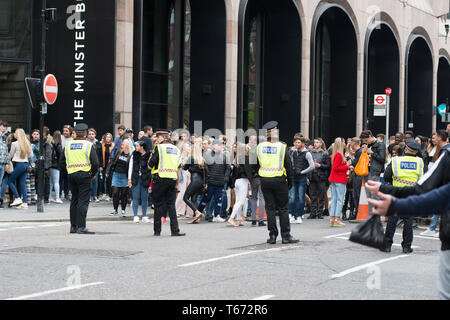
[308,138,331,219]
[381,138,424,253]
[248,135,266,227]
[0,121,9,204]
[100,132,114,201]
[328,138,350,227]
[255,121,298,244]
[148,129,185,237]
[49,130,63,203]
[175,141,194,217]
[288,136,315,224]
[359,130,387,214]
[59,123,99,234]
[197,139,230,222]
[110,125,126,159]
[140,125,153,153]
[40,127,55,204]
[87,128,102,203]
[128,140,151,223]
[184,138,207,224]
[8,129,33,209]
[388,132,405,156]
[60,125,73,200]
[107,139,133,216]
[366,143,450,299]
[228,142,252,227]
[348,137,362,220]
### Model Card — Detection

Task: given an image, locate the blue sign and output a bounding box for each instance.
[438,104,447,116]
[70,143,83,150]
[400,162,417,170]
[166,147,178,155]
[263,146,278,154]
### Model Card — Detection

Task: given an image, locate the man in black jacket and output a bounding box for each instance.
[366,148,450,300]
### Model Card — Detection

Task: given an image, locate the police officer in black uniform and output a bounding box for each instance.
[255,121,299,244]
[59,123,99,234]
[148,129,185,237]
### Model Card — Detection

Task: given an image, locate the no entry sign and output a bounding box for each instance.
[385,88,392,96]
[43,74,58,105]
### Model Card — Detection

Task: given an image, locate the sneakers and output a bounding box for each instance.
[213,216,226,223]
[16,203,28,210]
[10,198,23,207]
[94,197,100,203]
[289,215,296,223]
[133,216,140,223]
[295,217,303,224]
[121,210,126,217]
[142,216,151,223]
[55,198,63,204]
[49,198,56,203]
[109,210,118,216]
[420,229,440,238]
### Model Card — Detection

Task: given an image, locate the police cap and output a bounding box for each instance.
[405,138,420,152]
[155,129,171,136]
[262,121,278,131]
[74,123,88,131]
[125,128,133,133]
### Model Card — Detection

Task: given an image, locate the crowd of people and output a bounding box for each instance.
[0,119,448,235]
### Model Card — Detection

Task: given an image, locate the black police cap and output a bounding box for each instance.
[262,121,278,131]
[74,123,88,131]
[155,129,171,136]
[405,138,420,152]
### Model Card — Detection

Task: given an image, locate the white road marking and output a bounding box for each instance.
[178,246,301,267]
[6,282,104,300]
[330,255,410,279]
[395,233,440,241]
[252,295,275,300]
[324,232,351,239]
[0,224,59,232]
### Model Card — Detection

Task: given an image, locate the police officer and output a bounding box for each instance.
[148,129,185,237]
[381,138,424,253]
[255,121,299,244]
[59,123,99,234]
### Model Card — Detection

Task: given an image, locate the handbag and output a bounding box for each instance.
[6,161,13,174]
[349,215,385,249]
[355,151,370,176]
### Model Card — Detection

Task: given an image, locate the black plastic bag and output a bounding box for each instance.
[349,215,385,249]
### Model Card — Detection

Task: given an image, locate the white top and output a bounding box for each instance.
[9,141,33,163]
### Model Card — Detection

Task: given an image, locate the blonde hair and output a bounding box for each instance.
[121,138,134,154]
[192,141,204,168]
[331,138,346,164]
[16,128,32,159]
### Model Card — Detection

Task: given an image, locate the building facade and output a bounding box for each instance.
[0,0,449,144]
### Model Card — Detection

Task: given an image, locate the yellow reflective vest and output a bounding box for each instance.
[154,143,181,179]
[65,139,92,174]
[257,141,287,178]
[392,155,424,187]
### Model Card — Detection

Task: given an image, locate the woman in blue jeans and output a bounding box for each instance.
[8,129,33,209]
[128,141,151,223]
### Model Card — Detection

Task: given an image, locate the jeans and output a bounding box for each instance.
[198,185,224,217]
[49,168,60,200]
[430,215,440,231]
[329,182,346,218]
[288,176,307,219]
[8,162,29,202]
[1,174,8,198]
[91,171,99,198]
[132,177,148,217]
[0,164,5,189]
[438,250,450,300]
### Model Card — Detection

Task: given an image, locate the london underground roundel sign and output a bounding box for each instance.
[43,74,58,105]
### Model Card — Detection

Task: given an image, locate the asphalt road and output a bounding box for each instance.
[0,213,442,301]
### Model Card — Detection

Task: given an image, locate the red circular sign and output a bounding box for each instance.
[385,88,392,96]
[43,74,58,105]
[376,96,385,105]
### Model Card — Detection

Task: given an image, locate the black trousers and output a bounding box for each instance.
[353,175,363,215]
[112,186,128,211]
[183,172,203,212]
[260,177,291,239]
[68,172,91,229]
[309,181,327,217]
[152,178,180,234]
[384,216,414,249]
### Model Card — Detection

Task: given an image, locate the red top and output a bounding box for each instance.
[328,152,348,184]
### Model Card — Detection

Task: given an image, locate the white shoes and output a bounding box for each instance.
[133,216,140,223]
[55,198,63,204]
[16,203,28,210]
[142,216,150,223]
[295,217,303,224]
[213,216,226,223]
[10,198,23,207]
[420,229,439,238]
[121,210,126,217]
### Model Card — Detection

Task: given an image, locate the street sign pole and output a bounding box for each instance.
[385,95,390,146]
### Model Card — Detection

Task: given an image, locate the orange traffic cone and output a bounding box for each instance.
[257,207,267,220]
[355,179,369,221]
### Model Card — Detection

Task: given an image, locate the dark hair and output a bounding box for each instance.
[0,120,8,127]
[88,128,97,135]
[293,136,307,144]
[436,130,448,142]
[143,125,152,133]
[404,130,415,137]
[118,125,126,131]
[391,145,402,156]
[63,125,73,133]
[43,127,50,137]
[359,130,373,139]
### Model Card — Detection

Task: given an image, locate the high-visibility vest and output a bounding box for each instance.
[65,140,92,174]
[257,141,287,178]
[392,155,424,187]
[154,143,181,179]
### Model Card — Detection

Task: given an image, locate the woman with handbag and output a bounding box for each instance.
[328,138,351,227]
[175,141,194,218]
[8,129,33,209]
[183,139,206,224]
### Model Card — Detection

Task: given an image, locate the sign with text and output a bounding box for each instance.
[374,94,387,116]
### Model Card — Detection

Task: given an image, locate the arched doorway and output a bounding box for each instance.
[310,3,358,145]
[436,56,450,130]
[405,35,433,136]
[364,21,400,137]
[239,0,302,142]
[133,0,226,132]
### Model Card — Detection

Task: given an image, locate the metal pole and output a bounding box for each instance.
[37,0,47,213]
[385,95,390,147]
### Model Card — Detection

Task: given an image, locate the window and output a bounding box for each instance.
[0,0,31,59]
